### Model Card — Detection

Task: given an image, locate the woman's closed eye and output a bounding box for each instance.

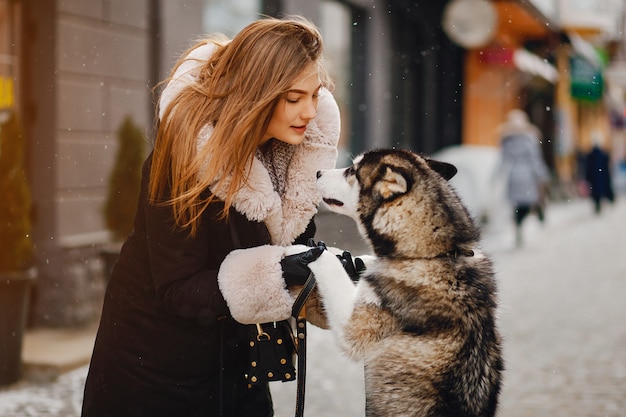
[284,87,321,104]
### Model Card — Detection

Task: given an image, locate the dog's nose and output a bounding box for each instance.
[316,170,322,179]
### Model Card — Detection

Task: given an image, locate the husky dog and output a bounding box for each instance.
[309,149,503,417]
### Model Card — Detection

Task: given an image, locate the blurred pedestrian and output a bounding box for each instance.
[585,131,615,214]
[81,16,341,417]
[497,109,550,246]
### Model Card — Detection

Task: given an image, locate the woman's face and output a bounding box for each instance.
[263,64,321,145]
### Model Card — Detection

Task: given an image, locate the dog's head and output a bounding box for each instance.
[317,149,479,258]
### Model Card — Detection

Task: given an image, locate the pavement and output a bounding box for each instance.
[1,195,625,416]
[20,323,98,383]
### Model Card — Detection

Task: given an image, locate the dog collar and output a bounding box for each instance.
[435,249,475,259]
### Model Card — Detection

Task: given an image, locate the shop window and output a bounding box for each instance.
[202,0,261,37]
[320,0,362,166]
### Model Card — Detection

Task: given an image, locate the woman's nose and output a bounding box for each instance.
[302,100,317,120]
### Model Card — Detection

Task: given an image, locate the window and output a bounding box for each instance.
[321,0,359,164]
[202,0,261,37]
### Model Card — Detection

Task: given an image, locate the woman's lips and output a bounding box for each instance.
[291,125,306,134]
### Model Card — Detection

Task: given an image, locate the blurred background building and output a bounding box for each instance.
[0,0,623,327]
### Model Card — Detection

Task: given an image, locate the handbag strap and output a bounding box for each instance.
[228,218,316,417]
[292,272,316,417]
[291,272,316,318]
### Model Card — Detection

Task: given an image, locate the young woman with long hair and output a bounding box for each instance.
[82,16,341,417]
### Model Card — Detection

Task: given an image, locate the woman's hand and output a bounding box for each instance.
[281,246,325,286]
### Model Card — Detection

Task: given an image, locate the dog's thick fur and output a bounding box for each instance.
[309,149,503,417]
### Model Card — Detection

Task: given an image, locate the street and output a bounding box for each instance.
[1,196,625,416]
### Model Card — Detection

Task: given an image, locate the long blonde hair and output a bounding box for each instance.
[150,16,332,236]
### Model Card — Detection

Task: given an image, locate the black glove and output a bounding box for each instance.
[337,251,366,282]
[281,246,324,286]
[306,238,327,251]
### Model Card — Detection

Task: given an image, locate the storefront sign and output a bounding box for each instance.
[570,55,603,102]
[479,47,514,66]
[0,76,14,110]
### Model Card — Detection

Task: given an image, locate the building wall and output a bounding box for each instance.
[56,0,151,246]
[463,50,520,146]
[25,0,153,326]
[158,0,204,83]
[461,1,557,148]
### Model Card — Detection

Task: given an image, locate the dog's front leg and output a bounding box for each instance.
[308,250,358,343]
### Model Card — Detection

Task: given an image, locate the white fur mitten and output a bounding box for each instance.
[218,245,311,324]
[218,245,291,324]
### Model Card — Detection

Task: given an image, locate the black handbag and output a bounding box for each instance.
[245,320,297,384]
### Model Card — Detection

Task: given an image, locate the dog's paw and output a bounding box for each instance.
[324,245,344,256]
[282,244,311,257]
[356,254,376,270]
[309,251,346,280]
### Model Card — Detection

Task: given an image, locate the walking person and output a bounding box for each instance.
[497,109,550,246]
[82,16,340,417]
[585,131,615,214]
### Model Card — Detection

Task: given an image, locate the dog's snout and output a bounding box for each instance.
[316,170,322,179]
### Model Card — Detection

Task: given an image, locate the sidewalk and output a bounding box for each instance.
[21,322,98,383]
[493,196,626,416]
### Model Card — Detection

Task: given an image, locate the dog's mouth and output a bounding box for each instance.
[323,198,344,207]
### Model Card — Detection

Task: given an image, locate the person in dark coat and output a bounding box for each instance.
[497,109,550,246]
[82,17,341,417]
[585,133,615,213]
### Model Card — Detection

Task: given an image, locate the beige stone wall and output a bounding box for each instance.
[55,0,152,246]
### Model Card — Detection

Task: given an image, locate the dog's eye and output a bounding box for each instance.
[344,166,355,177]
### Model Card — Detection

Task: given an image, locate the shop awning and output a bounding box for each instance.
[568,32,603,68]
[513,48,559,83]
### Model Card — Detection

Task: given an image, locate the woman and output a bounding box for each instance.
[82,16,340,417]
[497,109,550,246]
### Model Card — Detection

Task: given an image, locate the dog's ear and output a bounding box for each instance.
[373,166,409,200]
[425,158,457,181]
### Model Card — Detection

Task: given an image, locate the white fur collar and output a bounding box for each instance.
[160,43,340,245]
